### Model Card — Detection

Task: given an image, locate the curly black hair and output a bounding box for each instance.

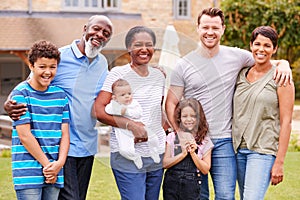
[28,40,60,66]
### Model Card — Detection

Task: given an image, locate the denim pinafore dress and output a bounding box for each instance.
[162,134,202,200]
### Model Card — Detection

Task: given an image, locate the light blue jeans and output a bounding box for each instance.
[112,168,163,200]
[16,186,60,200]
[236,148,275,200]
[200,138,237,200]
[111,152,164,200]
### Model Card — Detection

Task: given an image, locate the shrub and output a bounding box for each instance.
[0,149,11,158]
[288,133,300,152]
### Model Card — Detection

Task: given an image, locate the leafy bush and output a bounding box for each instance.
[0,149,11,158]
[288,133,300,152]
[221,0,300,98]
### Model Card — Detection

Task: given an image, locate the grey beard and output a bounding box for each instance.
[84,37,103,58]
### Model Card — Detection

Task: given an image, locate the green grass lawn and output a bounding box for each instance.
[1,152,300,200]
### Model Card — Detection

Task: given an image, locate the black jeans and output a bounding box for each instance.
[163,170,202,200]
[58,156,94,200]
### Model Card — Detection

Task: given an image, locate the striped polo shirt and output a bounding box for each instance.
[11,81,69,190]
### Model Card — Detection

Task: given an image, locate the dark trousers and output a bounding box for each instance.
[163,170,202,200]
[58,156,94,200]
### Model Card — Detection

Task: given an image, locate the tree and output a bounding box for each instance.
[221,0,300,97]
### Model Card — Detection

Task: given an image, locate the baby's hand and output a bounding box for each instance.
[121,107,127,115]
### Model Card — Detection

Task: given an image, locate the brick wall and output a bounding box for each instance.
[0,0,27,10]
[1,0,219,36]
[121,0,219,56]
[1,0,220,58]
[0,0,61,11]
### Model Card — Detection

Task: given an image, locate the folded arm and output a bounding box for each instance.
[163,142,187,169]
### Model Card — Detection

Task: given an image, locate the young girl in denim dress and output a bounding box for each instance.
[163,98,214,200]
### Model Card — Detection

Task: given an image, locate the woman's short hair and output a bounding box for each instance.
[125,26,156,49]
[250,26,278,48]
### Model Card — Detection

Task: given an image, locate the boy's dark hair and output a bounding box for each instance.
[175,98,209,144]
[197,7,225,26]
[250,26,278,48]
[28,40,60,66]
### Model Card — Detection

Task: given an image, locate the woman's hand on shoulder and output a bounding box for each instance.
[151,64,166,78]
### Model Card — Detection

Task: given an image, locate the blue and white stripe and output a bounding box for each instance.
[11,81,69,190]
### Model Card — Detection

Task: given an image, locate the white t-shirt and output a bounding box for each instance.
[171,45,254,139]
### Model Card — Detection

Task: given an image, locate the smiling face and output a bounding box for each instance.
[28,57,57,91]
[180,106,198,132]
[197,14,225,49]
[250,34,277,65]
[127,32,155,66]
[83,16,112,58]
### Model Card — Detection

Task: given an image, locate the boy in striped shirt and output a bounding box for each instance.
[10,40,70,200]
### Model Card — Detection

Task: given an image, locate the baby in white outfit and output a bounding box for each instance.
[105,79,160,169]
